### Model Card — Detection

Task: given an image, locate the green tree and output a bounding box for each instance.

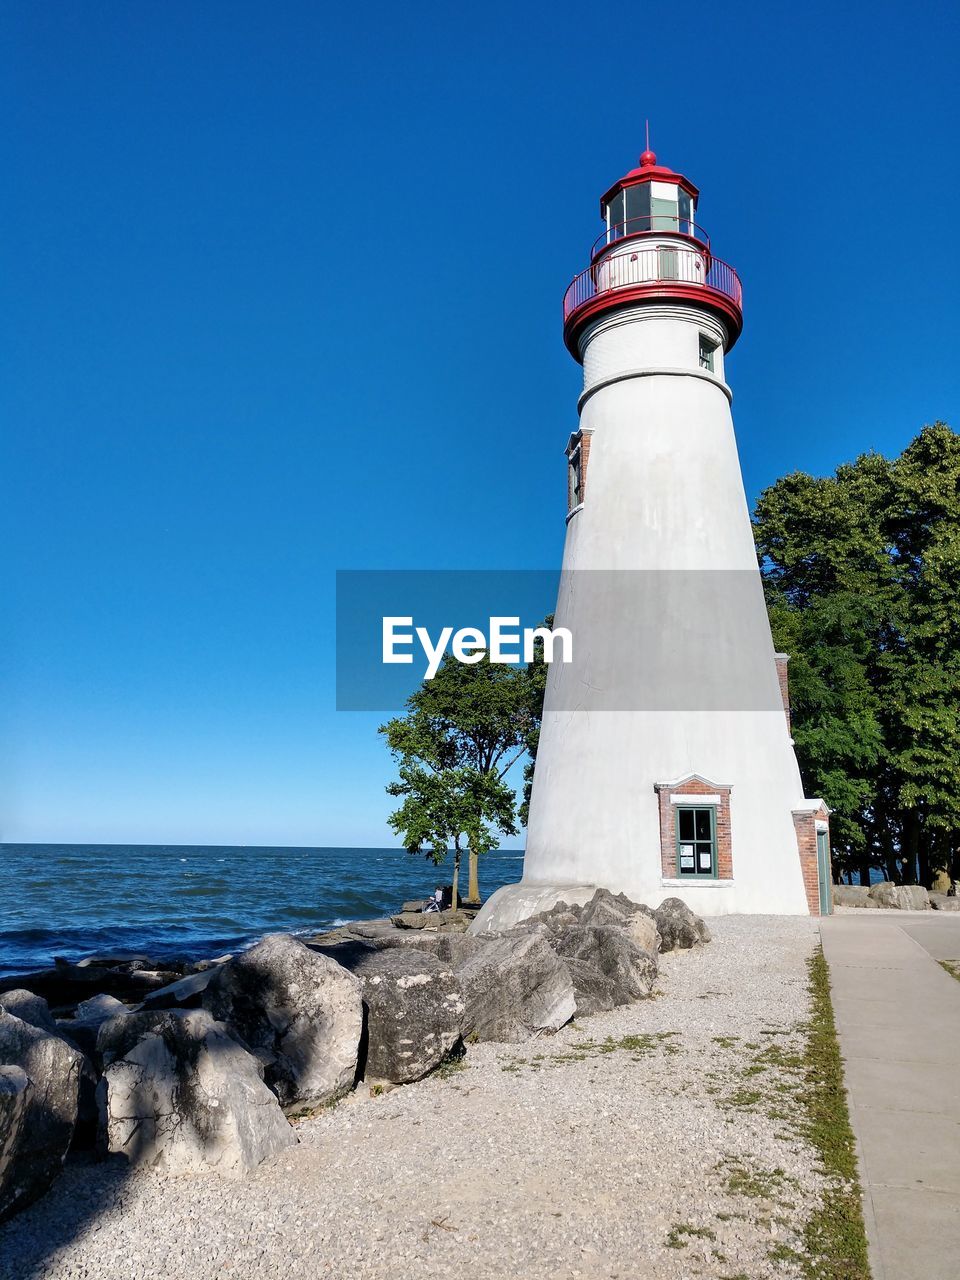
[380,654,540,903]
[383,762,516,907]
[754,423,960,886]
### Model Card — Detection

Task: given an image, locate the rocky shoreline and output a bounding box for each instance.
[0,913,829,1280]
[0,889,709,1226]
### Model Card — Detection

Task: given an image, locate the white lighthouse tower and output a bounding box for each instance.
[497,148,834,922]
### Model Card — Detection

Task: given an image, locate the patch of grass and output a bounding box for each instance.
[665,1223,716,1249]
[798,946,871,1280]
[433,1055,468,1080]
[286,1090,346,1122]
[716,1156,794,1201]
[499,1032,681,1072]
[712,1034,740,1047]
[938,959,960,984]
[614,1031,681,1056]
[723,1087,764,1109]
[768,1242,805,1264]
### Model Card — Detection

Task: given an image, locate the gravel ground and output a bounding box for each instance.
[0,915,824,1280]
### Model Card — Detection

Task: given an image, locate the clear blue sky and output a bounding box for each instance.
[2,0,958,845]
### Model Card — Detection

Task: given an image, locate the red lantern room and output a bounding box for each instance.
[562,149,743,361]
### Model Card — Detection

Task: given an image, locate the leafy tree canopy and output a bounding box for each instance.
[380,653,545,902]
[754,422,960,885]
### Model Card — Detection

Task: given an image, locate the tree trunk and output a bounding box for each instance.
[903,809,921,885]
[884,849,899,885]
[858,858,872,888]
[451,841,461,911]
[465,847,481,906]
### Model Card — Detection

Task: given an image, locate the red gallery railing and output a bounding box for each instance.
[562,244,743,324]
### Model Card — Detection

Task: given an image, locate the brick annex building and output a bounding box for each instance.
[521,149,833,918]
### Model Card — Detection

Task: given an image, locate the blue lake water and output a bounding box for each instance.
[0,845,525,976]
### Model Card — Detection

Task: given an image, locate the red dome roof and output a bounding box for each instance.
[599,153,699,216]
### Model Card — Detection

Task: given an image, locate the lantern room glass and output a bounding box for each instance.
[604,183,697,245]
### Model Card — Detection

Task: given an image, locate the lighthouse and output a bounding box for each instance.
[510,149,834,920]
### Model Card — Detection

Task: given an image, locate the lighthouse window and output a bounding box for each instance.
[678,189,693,236]
[607,189,625,239]
[699,335,718,372]
[624,183,650,233]
[571,453,582,505]
[675,806,717,877]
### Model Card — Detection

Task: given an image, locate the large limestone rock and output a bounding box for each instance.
[0,991,59,1036]
[0,1067,30,1222]
[347,949,464,1084]
[654,898,712,951]
[554,925,658,1017]
[513,889,661,958]
[455,927,576,1042]
[929,892,960,912]
[390,908,472,933]
[577,889,661,955]
[868,881,898,908]
[469,883,599,935]
[98,1007,197,1065]
[59,994,130,1058]
[895,885,930,911]
[868,882,931,910]
[202,934,362,1111]
[1,991,101,1152]
[98,1008,296,1175]
[0,1010,82,1219]
[832,884,876,908]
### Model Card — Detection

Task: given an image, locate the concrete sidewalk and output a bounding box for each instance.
[820,912,960,1280]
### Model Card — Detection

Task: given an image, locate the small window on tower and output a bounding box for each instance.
[658,247,679,279]
[699,334,718,372]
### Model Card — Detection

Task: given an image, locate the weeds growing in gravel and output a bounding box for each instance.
[704,947,869,1280]
[497,1031,681,1072]
[433,1055,468,1079]
[287,1092,346,1122]
[715,1156,795,1201]
[797,947,870,1280]
[665,1222,717,1249]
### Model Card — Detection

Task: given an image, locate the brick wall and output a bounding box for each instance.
[566,430,592,512]
[774,653,791,733]
[792,803,831,915]
[655,776,733,880]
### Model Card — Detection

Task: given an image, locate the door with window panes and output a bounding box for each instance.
[676,806,717,878]
[816,828,832,915]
